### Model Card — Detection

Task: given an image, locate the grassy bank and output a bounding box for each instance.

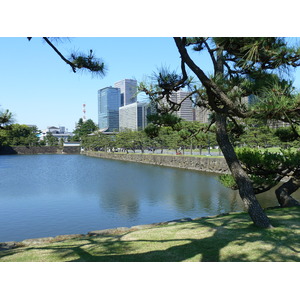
[95,150,224,158]
[1,206,300,262]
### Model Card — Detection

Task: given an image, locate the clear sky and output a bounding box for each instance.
[0,37,217,131]
[0,37,191,131]
[1,37,300,132]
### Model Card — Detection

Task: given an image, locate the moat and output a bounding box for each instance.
[0,154,287,242]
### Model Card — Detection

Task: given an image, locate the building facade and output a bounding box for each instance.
[158,90,195,121]
[194,107,211,123]
[119,102,150,131]
[114,79,137,106]
[40,126,74,142]
[173,90,195,121]
[98,86,121,132]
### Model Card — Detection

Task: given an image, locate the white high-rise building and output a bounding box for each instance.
[114,79,137,106]
[119,102,150,131]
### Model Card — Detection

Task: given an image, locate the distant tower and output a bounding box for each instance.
[83,104,86,122]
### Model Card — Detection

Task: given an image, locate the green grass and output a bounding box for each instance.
[1,207,300,262]
[99,151,224,158]
[250,147,299,153]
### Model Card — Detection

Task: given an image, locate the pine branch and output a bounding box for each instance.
[43,37,77,73]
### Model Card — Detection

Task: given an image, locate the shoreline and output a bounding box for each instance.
[0,205,283,251]
[0,213,236,250]
[83,150,230,174]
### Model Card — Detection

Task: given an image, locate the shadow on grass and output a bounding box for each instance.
[1,208,300,262]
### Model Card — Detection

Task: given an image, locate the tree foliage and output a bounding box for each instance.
[27,37,107,77]
[219,146,300,208]
[144,37,300,228]
[44,132,59,146]
[0,109,14,129]
[72,118,98,141]
[81,132,112,151]
[0,124,40,146]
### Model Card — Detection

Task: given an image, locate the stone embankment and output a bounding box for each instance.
[84,151,229,174]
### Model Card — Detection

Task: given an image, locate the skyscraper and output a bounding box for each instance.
[172,90,195,121]
[114,79,137,106]
[119,102,150,131]
[98,86,121,132]
[157,90,195,121]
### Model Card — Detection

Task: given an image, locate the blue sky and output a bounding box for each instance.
[0,37,212,131]
[1,37,300,131]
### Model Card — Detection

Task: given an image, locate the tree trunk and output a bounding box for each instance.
[275,173,300,207]
[215,113,272,228]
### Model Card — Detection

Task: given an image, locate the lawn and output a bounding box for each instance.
[1,206,300,262]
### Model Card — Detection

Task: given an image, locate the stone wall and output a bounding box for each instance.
[62,146,81,154]
[84,151,230,174]
[0,146,81,155]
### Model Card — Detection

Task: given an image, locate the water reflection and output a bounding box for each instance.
[1,154,299,242]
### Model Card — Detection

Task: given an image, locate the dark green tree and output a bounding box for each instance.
[275,126,300,148]
[81,132,111,151]
[131,130,150,153]
[142,37,300,228]
[0,109,14,129]
[219,147,300,207]
[176,121,217,155]
[238,119,280,148]
[116,129,137,153]
[73,118,98,141]
[45,132,58,146]
[0,124,40,146]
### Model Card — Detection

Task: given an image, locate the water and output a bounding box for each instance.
[0,154,290,242]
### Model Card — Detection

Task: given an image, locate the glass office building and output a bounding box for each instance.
[98,87,121,132]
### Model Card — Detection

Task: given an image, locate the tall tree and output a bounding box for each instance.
[141,38,300,228]
[172,37,300,228]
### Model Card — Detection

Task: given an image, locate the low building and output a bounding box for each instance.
[40,126,74,142]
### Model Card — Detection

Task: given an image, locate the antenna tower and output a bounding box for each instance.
[83,104,86,122]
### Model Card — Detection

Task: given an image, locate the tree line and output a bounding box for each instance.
[80,115,300,154]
